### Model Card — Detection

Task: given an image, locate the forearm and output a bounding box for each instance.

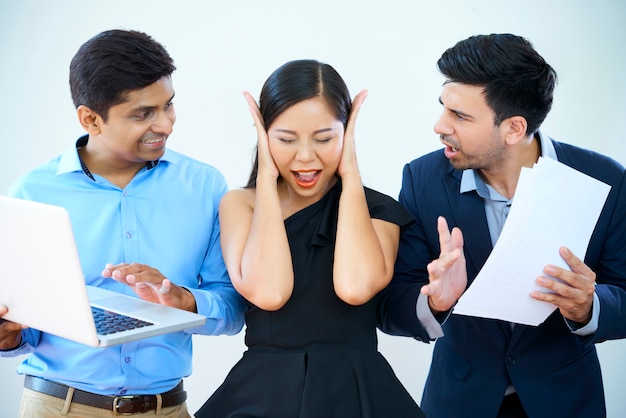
[377,278,432,341]
[186,286,245,336]
[334,175,392,305]
[240,178,294,309]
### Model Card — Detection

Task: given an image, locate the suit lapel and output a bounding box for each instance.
[442,170,493,285]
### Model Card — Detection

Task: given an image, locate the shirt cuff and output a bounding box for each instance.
[416,293,444,339]
[0,338,32,357]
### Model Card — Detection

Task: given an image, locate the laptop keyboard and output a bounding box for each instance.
[91,306,154,335]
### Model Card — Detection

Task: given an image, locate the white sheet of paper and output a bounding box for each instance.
[453,157,611,326]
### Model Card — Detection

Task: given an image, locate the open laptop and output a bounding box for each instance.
[0,195,206,347]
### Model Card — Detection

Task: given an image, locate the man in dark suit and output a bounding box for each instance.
[377,33,626,417]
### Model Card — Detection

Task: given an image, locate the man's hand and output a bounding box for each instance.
[531,246,596,325]
[102,263,198,313]
[421,216,468,314]
[0,306,26,350]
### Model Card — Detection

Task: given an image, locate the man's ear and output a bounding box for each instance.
[76,105,103,135]
[503,116,528,145]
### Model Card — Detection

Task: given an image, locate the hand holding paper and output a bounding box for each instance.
[452,157,611,326]
[532,245,597,325]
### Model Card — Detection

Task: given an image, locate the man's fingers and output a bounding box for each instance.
[427,249,460,276]
[159,279,172,295]
[437,216,453,252]
[451,226,464,249]
[560,246,594,278]
[543,254,595,291]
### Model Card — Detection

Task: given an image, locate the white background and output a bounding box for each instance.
[1,1,625,416]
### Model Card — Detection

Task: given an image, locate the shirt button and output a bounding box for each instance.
[506,355,516,365]
[126,232,133,239]
[120,389,127,395]
[125,357,131,363]
[123,190,129,197]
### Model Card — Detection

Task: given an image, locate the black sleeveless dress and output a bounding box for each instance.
[196,181,424,418]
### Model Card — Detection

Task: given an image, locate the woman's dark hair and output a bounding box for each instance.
[245,59,352,188]
[69,29,176,121]
[437,33,557,135]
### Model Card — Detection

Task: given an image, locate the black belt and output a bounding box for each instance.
[24,375,187,414]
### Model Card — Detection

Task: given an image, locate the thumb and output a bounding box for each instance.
[159,279,172,295]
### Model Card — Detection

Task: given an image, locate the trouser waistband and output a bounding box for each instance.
[24,375,186,415]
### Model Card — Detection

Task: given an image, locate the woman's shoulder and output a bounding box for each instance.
[220,187,255,210]
[363,186,414,227]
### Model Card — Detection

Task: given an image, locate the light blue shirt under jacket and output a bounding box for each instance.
[2,135,246,396]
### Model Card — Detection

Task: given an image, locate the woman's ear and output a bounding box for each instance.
[503,116,528,145]
[76,105,102,135]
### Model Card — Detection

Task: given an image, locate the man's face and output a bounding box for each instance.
[434,82,506,171]
[94,76,176,169]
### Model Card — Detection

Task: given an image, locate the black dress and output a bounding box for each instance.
[196,181,424,418]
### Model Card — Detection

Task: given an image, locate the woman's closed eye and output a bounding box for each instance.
[277,137,296,144]
[314,137,333,144]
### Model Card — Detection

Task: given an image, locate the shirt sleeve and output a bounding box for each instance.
[0,328,39,357]
[183,173,246,336]
[416,293,444,339]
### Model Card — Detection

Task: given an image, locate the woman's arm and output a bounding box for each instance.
[218,93,294,311]
[333,90,400,305]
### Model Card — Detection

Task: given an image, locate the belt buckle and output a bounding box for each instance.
[113,395,147,416]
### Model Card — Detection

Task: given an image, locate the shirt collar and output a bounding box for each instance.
[460,130,556,194]
[56,134,174,179]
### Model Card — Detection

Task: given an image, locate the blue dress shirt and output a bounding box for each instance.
[2,135,246,396]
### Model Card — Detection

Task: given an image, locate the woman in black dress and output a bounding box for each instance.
[196,59,424,418]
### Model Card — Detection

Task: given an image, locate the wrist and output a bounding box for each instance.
[0,334,23,351]
[181,287,198,313]
[427,296,451,316]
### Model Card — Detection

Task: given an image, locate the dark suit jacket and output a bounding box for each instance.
[377,138,626,417]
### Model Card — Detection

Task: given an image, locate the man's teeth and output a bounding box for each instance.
[143,138,163,144]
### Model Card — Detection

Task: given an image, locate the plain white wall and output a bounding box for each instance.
[1,0,625,416]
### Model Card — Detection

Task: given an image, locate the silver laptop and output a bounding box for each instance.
[0,195,206,347]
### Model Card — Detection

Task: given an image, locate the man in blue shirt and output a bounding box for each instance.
[0,29,246,417]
